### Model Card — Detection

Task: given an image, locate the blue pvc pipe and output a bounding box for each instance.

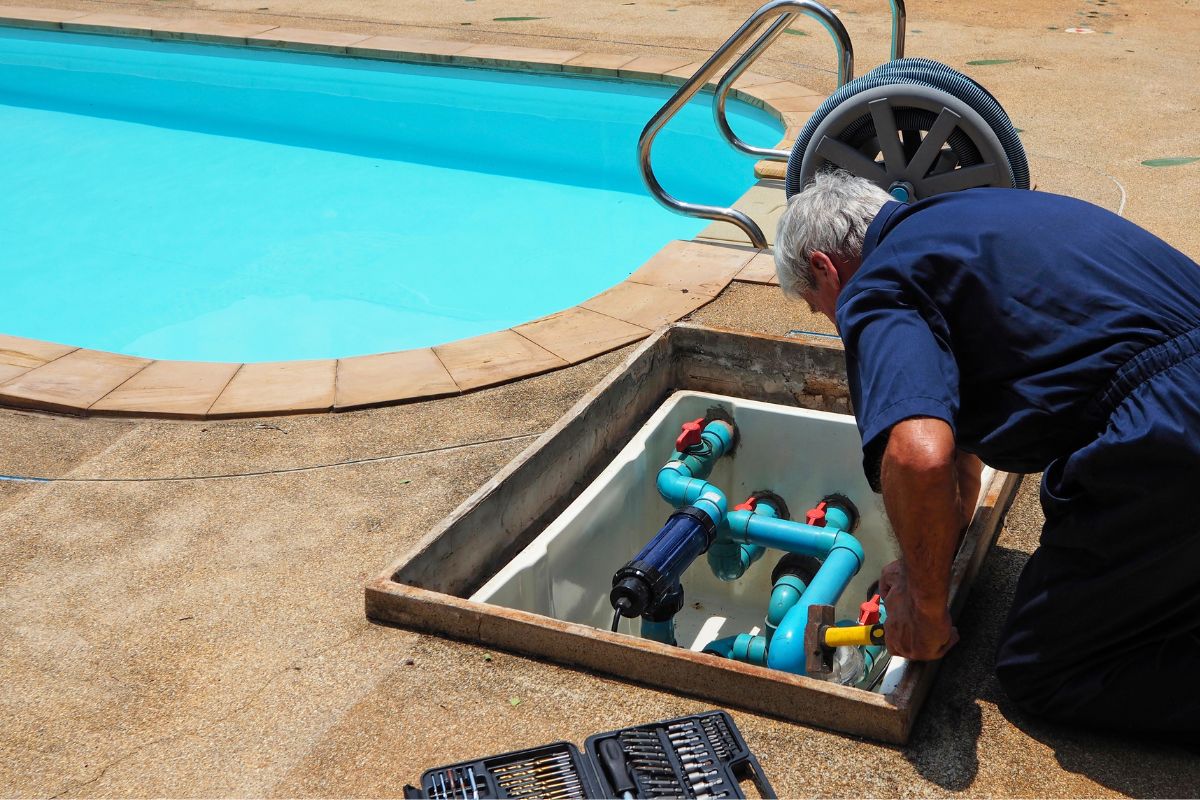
[732,633,768,666]
[858,598,887,683]
[702,633,768,666]
[862,645,885,679]
[656,470,727,525]
[656,421,735,525]
[669,421,735,480]
[766,534,865,674]
[725,512,839,557]
[824,504,853,533]
[705,539,754,581]
[702,635,737,658]
[765,573,806,641]
[707,498,772,581]
[640,617,677,646]
[738,498,774,569]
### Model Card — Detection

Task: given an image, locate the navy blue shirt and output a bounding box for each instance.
[836,189,1200,484]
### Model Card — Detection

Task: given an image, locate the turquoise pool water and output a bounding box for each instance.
[0,27,782,362]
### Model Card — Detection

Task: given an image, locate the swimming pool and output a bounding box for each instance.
[0,26,782,363]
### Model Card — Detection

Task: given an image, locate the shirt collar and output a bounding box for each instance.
[861,200,905,262]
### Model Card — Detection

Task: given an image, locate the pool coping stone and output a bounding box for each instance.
[432,330,569,393]
[512,307,651,366]
[89,360,243,419]
[0,7,810,419]
[334,348,459,411]
[207,360,338,418]
[246,26,372,53]
[0,349,153,415]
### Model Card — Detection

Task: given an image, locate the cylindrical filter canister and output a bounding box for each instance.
[610,507,717,618]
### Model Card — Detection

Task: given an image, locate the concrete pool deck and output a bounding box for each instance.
[3,0,1200,797]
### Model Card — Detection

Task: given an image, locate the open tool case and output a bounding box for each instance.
[405,711,774,799]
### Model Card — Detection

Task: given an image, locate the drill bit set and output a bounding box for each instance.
[405,712,774,799]
[587,712,770,799]
[412,743,600,799]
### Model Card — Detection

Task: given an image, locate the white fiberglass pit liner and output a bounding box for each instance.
[473,389,994,693]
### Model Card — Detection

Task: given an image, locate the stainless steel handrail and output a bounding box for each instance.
[712,0,904,163]
[888,0,907,61]
[637,0,854,248]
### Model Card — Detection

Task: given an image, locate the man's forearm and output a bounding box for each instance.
[880,418,962,608]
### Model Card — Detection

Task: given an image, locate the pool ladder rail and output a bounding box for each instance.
[637,0,905,248]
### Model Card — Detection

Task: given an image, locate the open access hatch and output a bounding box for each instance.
[366,324,1019,743]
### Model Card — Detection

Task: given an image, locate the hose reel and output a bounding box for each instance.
[785,57,1029,201]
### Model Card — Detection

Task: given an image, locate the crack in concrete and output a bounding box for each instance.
[5,433,539,484]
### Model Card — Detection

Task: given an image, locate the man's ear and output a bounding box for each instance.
[808,251,841,291]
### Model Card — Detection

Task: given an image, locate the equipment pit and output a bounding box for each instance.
[366,324,1020,743]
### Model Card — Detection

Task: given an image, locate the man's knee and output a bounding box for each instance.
[994,651,1068,719]
[994,617,1100,723]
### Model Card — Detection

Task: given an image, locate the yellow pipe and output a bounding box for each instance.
[823,623,885,648]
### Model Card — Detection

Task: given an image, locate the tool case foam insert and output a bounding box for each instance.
[408,711,775,799]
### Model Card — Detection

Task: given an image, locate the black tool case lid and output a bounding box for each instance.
[583,711,775,799]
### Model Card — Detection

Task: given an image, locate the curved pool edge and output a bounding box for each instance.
[0,9,810,419]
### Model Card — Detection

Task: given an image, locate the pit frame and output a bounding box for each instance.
[365,323,1021,744]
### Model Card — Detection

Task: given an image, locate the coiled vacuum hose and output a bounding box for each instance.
[785,57,1029,196]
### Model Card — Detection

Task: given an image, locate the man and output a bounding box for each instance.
[774,170,1200,734]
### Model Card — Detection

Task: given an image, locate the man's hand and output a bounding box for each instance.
[879,417,964,662]
[878,560,959,660]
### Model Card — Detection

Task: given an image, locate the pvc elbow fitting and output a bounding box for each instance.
[704,633,767,667]
[702,635,738,659]
[825,504,854,533]
[706,540,763,582]
[766,574,806,635]
[701,420,735,456]
[656,466,727,524]
[830,530,865,569]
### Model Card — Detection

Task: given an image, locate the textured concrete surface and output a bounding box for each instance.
[6,290,1200,799]
[3,0,1200,797]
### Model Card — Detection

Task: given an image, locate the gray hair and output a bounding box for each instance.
[774,170,892,299]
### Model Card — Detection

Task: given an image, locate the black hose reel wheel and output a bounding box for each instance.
[785,58,1029,202]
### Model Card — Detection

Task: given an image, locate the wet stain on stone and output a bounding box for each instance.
[1141,157,1199,167]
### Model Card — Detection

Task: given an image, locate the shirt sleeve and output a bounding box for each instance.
[837,282,960,491]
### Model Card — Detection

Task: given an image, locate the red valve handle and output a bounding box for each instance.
[805,501,829,527]
[859,593,882,625]
[733,496,758,513]
[675,417,706,452]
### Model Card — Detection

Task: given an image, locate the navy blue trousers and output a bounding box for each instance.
[995,333,1200,734]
